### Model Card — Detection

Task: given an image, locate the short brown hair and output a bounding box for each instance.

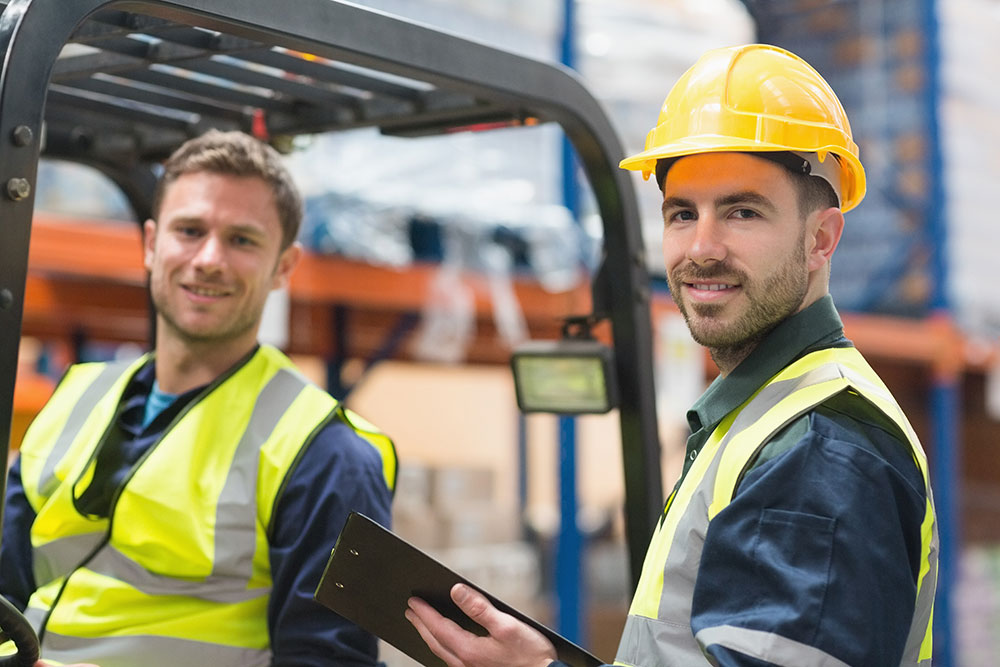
[152,130,303,249]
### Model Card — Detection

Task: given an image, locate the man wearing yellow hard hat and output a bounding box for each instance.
[407,44,938,667]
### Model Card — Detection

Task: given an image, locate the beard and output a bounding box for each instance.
[668,245,809,356]
[150,280,261,348]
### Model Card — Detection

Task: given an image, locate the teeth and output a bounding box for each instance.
[693,283,732,291]
[188,286,227,297]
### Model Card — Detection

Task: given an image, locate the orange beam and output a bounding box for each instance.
[652,292,982,378]
[24,215,994,374]
[29,213,146,283]
[291,252,592,318]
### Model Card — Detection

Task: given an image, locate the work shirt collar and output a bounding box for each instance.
[684,294,848,453]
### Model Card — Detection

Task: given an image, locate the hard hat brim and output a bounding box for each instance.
[619,136,866,213]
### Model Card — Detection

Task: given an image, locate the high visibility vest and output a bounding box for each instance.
[615,347,937,667]
[17,345,396,667]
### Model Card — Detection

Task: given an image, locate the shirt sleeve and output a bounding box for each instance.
[0,456,38,611]
[267,418,393,667]
[690,408,928,667]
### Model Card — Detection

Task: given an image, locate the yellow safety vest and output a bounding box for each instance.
[17,345,396,667]
[616,347,937,667]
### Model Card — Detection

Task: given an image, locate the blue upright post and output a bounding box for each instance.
[922,1,958,664]
[930,372,958,667]
[556,415,582,641]
[556,0,585,645]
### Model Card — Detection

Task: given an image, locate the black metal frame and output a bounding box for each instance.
[0,0,662,588]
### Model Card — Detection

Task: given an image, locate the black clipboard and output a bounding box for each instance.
[315,512,605,667]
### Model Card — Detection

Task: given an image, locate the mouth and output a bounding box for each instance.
[687,282,736,292]
[683,280,740,303]
[183,284,232,299]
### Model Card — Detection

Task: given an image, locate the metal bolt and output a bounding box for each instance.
[6,178,30,201]
[0,289,12,311]
[11,125,33,147]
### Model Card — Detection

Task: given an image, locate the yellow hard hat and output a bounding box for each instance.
[619,43,866,212]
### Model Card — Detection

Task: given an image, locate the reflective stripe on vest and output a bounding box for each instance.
[37,361,134,498]
[615,347,937,667]
[36,628,269,667]
[19,345,396,665]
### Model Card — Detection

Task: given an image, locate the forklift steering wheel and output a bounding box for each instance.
[0,595,39,667]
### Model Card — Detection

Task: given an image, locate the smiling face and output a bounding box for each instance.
[144,171,300,359]
[660,152,842,371]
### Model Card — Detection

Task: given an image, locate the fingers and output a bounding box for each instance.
[407,585,558,667]
[405,599,464,667]
[450,584,530,647]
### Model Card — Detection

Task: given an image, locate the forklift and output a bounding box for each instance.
[0,0,662,662]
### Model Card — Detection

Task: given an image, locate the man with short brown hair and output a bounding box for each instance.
[2,130,396,666]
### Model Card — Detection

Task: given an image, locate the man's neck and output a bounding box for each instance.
[709,292,832,377]
[154,335,256,394]
[709,338,761,377]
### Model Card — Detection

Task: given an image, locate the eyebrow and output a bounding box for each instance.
[167,216,267,238]
[661,190,778,218]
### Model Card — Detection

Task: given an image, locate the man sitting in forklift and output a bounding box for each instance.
[406,44,938,667]
[1,130,396,667]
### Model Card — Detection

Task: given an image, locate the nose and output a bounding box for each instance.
[192,233,225,272]
[686,215,727,266]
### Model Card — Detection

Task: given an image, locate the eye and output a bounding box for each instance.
[731,208,759,220]
[231,234,261,248]
[177,224,202,238]
[665,209,696,225]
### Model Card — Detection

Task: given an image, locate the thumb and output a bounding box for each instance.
[450,584,495,628]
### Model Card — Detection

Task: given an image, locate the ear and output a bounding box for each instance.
[142,219,158,271]
[806,206,844,273]
[271,241,302,290]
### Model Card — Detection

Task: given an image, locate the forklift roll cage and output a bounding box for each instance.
[0,0,662,588]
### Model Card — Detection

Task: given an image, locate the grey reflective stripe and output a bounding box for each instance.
[42,630,269,667]
[717,363,848,453]
[33,531,105,587]
[212,367,307,580]
[38,361,133,497]
[25,606,46,633]
[82,368,307,601]
[695,625,851,667]
[902,504,939,665]
[617,614,708,667]
[85,545,268,603]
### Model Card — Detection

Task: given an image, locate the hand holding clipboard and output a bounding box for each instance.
[406,583,563,667]
[314,512,605,667]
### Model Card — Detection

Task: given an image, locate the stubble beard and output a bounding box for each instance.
[152,284,260,350]
[668,248,809,371]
